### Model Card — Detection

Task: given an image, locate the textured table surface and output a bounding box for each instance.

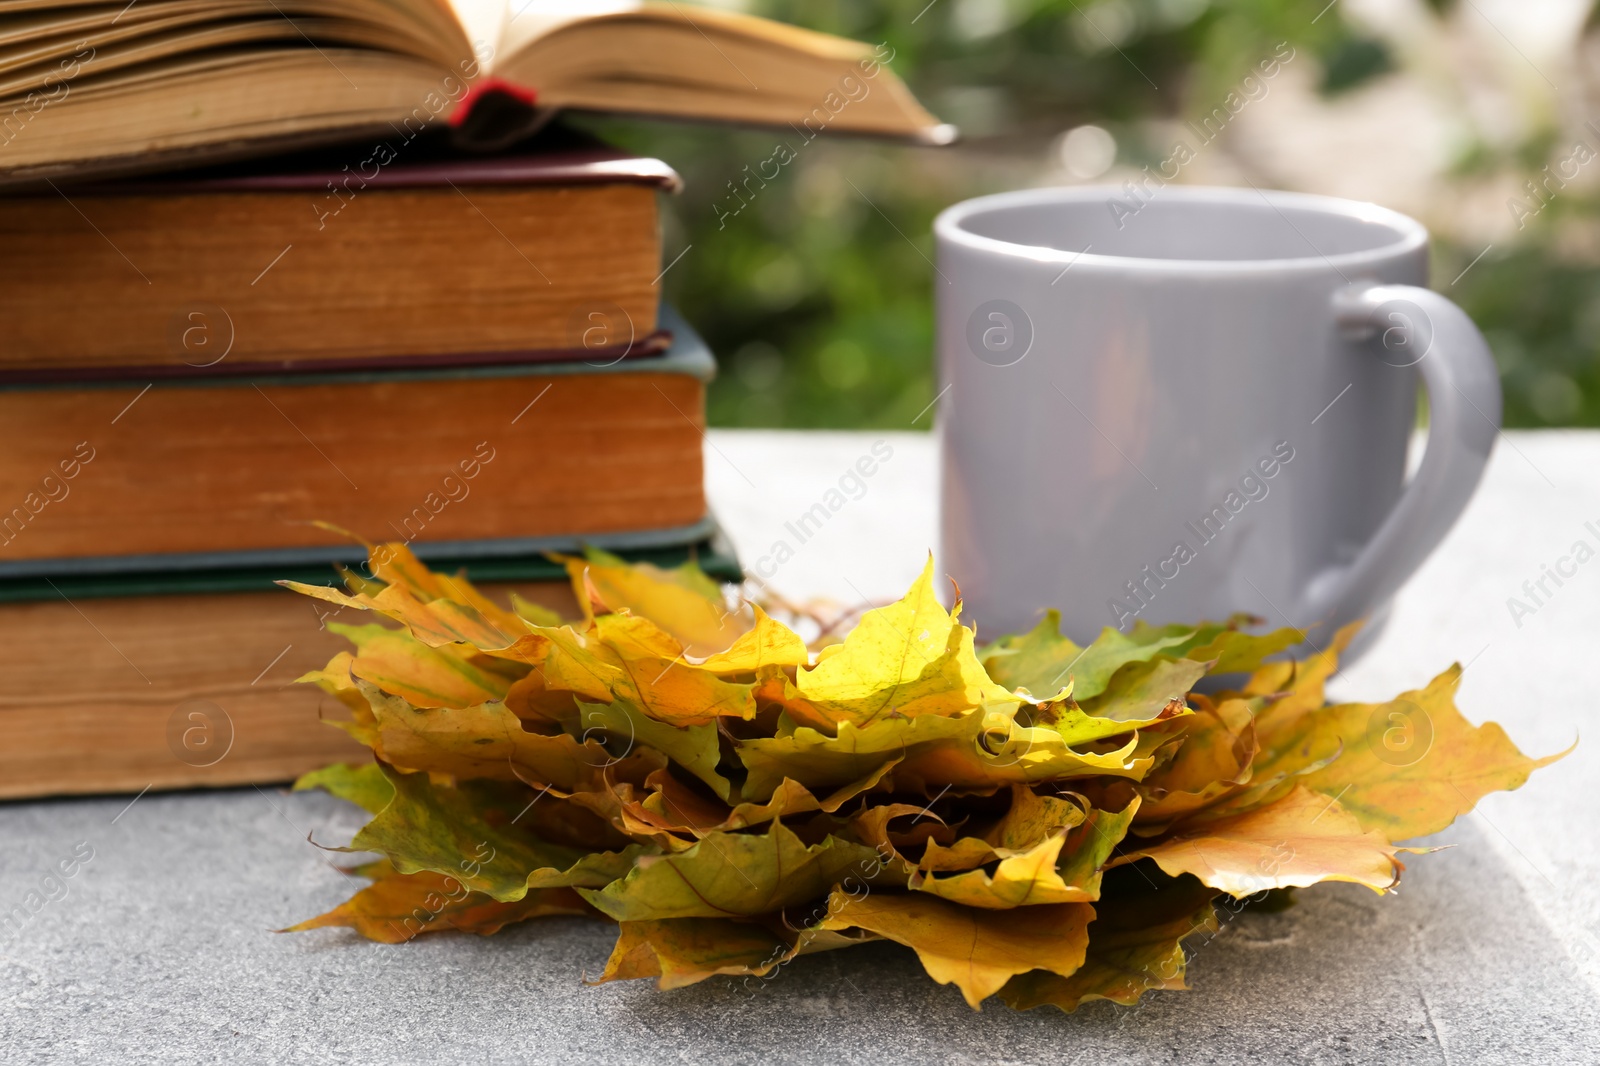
[3,429,1598,1064]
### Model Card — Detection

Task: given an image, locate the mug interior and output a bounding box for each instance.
[950,188,1424,266]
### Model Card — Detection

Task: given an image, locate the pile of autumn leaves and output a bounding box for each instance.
[284,544,1560,1012]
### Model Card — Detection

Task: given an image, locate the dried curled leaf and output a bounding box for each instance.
[910,798,1138,908]
[346,765,644,900]
[590,917,792,989]
[285,866,592,943]
[282,541,1565,1013]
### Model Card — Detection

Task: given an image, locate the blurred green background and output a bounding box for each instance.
[576,0,1600,429]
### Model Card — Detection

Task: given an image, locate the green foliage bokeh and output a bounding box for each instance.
[575,0,1600,429]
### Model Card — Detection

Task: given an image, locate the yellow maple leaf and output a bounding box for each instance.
[794,556,1013,729]
[819,891,1094,1009]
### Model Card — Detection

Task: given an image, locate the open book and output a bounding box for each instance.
[0,0,952,184]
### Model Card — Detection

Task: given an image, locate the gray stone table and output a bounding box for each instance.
[4,430,1598,1064]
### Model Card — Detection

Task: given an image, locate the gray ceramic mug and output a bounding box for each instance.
[935,186,1500,652]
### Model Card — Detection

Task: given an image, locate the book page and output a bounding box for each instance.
[497,0,639,63]
[0,0,470,72]
[443,0,508,64]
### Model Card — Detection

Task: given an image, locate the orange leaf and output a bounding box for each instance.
[589,918,790,989]
[1115,785,1415,896]
[284,868,593,944]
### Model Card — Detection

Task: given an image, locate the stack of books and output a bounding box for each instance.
[0,2,948,799]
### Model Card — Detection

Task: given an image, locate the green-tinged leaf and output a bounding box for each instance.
[989,615,1295,702]
[501,624,625,714]
[1180,624,1303,674]
[297,649,373,714]
[1038,699,1191,748]
[981,612,1202,701]
[1054,796,1143,893]
[580,820,889,921]
[293,761,390,813]
[1240,666,1570,841]
[349,765,645,901]
[362,582,529,650]
[509,592,565,628]
[819,890,1094,1009]
[1080,657,1207,722]
[999,873,1218,1012]
[576,699,734,800]
[592,611,689,661]
[740,708,1154,803]
[1240,621,1361,713]
[913,797,1139,907]
[737,711,977,800]
[296,652,380,746]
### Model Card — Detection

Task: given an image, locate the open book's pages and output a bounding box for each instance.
[0,0,951,183]
[0,131,677,374]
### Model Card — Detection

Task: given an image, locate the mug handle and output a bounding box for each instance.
[1296,283,1502,632]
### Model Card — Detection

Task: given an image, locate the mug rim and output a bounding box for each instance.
[934,184,1429,274]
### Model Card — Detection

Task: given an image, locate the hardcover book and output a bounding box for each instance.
[0,532,741,799]
[0,0,952,184]
[0,132,678,376]
[0,305,714,569]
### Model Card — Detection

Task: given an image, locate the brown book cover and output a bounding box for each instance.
[0,131,679,378]
[0,530,743,800]
[0,305,713,569]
